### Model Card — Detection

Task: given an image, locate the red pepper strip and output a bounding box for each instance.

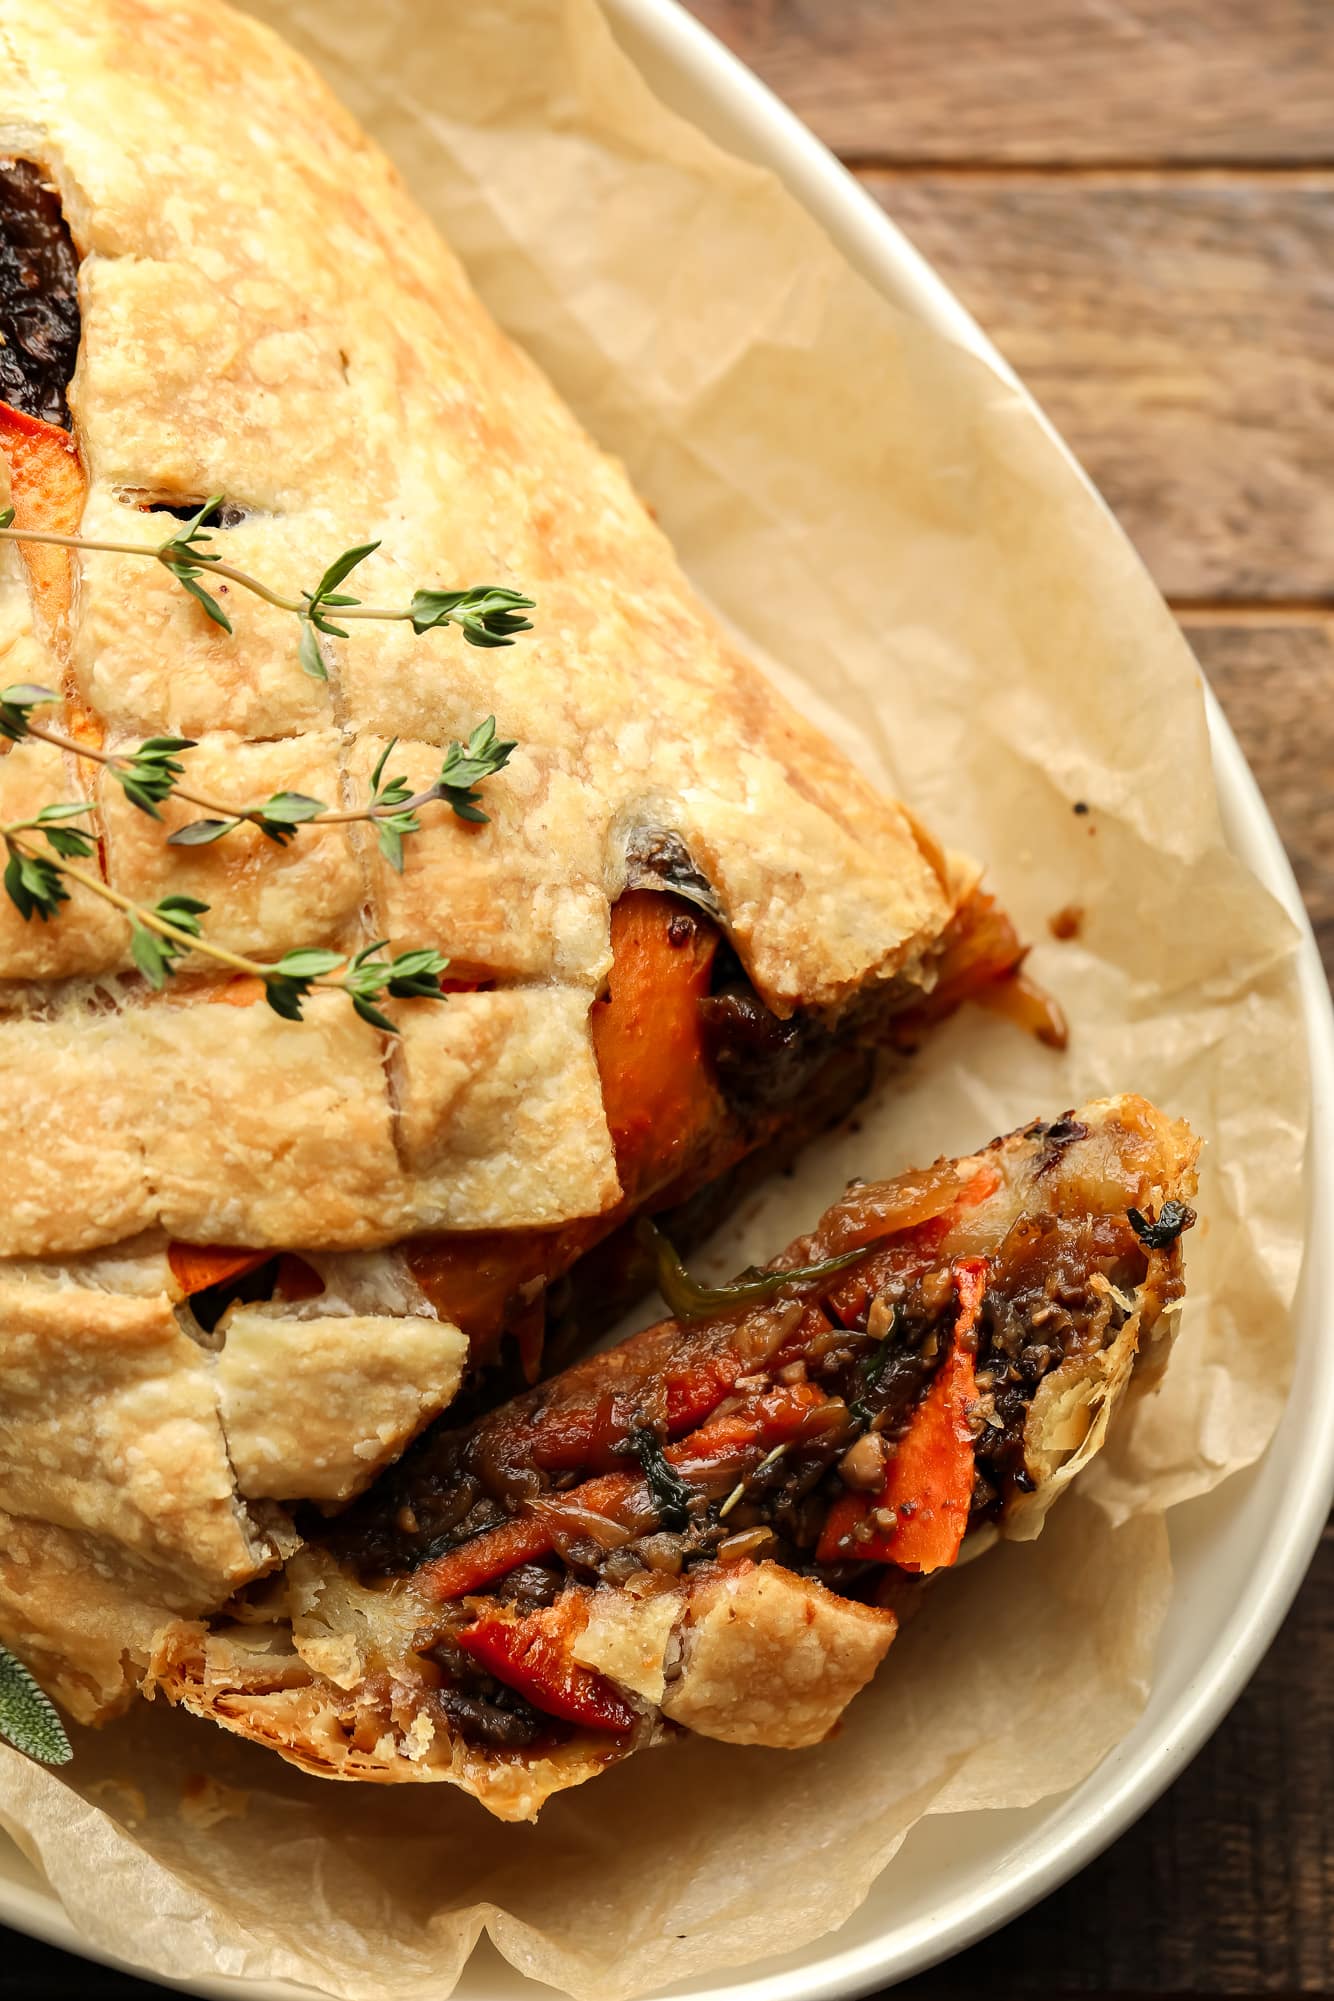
[673,1381,832,1466]
[457,1604,637,1734]
[423,1383,831,1602]
[167,1244,273,1297]
[816,1259,988,1573]
[420,1473,636,1601]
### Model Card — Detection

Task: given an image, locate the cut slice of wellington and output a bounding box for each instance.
[152,1098,1198,1821]
[0,0,1055,1730]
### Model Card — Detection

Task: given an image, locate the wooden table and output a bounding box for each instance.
[4,3,1330,1996]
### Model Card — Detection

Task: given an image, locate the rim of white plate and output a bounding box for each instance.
[2,3,1332,1994]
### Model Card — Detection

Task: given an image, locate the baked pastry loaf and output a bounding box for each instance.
[152,1096,1198,1820]
[0,0,1043,1729]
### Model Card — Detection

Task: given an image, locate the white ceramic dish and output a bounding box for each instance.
[4,2,1333,1994]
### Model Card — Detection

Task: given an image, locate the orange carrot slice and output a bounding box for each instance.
[167,1244,271,1297]
[0,402,85,639]
[409,892,724,1360]
[817,1259,987,1573]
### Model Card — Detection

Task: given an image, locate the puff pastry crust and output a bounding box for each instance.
[0,0,982,1716]
[150,1097,1198,1817]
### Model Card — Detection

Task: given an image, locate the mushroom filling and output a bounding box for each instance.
[0,157,80,428]
[314,1186,1172,1747]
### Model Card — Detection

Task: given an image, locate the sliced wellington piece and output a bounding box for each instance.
[152,1096,1199,1820]
[0,0,1056,1722]
[0,0,1043,1258]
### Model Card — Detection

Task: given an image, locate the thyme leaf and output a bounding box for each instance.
[619,1425,694,1531]
[157,495,232,632]
[111,736,196,818]
[2,503,536,675]
[1127,1200,1194,1250]
[432,716,517,822]
[848,1305,900,1426]
[408,584,535,647]
[0,681,59,742]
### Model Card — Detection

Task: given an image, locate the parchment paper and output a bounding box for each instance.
[0,1,1308,1994]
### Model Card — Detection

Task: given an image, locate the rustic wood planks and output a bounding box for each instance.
[687,1,1334,164]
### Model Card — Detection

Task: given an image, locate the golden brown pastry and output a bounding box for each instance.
[152,1097,1198,1821]
[0,0,1043,1734]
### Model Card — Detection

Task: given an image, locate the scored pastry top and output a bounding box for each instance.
[0,0,963,1257]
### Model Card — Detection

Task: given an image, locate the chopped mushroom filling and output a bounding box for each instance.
[314,1150,1187,1748]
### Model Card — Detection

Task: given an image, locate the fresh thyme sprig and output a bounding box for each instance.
[0,498,536,678]
[0,1644,71,1765]
[0,686,515,872]
[0,809,449,1030]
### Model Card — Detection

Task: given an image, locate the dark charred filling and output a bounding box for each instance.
[321,1200,1165,1749]
[187,1259,282,1334]
[121,494,251,529]
[0,159,80,428]
[520,1037,874,1381]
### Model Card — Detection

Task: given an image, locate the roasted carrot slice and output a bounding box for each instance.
[893,889,1066,1052]
[167,1244,272,1297]
[590,890,721,1197]
[409,892,724,1359]
[425,1384,831,1602]
[817,1260,986,1573]
[0,401,85,639]
[457,1604,636,1734]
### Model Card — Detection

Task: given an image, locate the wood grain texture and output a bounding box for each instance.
[905,1530,1334,1997]
[1189,620,1334,981]
[856,175,1334,602]
[686,1,1334,165]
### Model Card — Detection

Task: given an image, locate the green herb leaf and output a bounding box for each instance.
[251,791,327,844]
[35,800,95,823]
[297,619,327,681]
[3,845,68,922]
[154,893,209,932]
[619,1425,693,1531]
[375,822,405,873]
[162,495,225,550]
[0,1645,71,1765]
[0,681,58,743]
[171,568,233,634]
[129,917,172,988]
[432,716,516,824]
[0,506,14,530]
[262,944,345,1022]
[40,823,97,860]
[349,993,398,1033]
[310,541,380,603]
[112,736,195,818]
[369,738,398,797]
[128,894,209,989]
[168,817,242,847]
[636,1217,872,1324]
[1127,1200,1195,1251]
[272,946,345,980]
[385,947,449,998]
[408,585,535,647]
[262,975,309,1022]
